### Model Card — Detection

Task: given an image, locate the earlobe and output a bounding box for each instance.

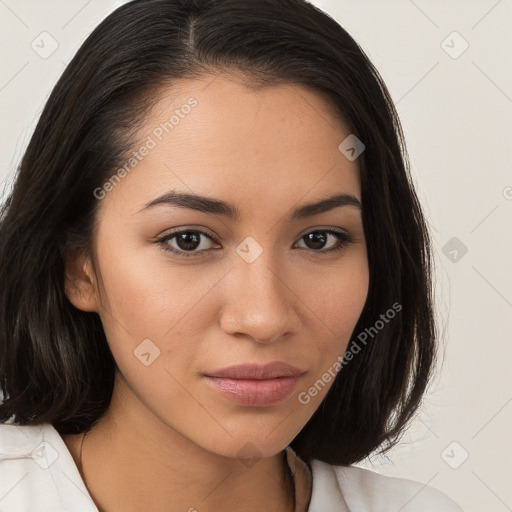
[64,251,99,313]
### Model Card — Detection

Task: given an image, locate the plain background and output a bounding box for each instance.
[0,1,511,511]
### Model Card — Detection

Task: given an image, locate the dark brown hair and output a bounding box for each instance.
[0,0,436,466]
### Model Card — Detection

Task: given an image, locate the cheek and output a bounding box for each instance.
[302,252,369,340]
[92,242,210,413]
[95,239,211,337]
[295,252,369,390]
[281,257,369,420]
[92,237,232,388]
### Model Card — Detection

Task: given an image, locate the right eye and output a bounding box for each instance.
[157,229,220,258]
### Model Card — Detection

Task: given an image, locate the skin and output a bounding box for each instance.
[62,72,369,512]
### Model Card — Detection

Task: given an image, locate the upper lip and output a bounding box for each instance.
[205,362,304,380]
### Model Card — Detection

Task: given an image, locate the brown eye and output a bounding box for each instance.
[295,230,354,253]
[158,229,219,258]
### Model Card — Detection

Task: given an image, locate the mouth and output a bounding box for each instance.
[203,362,305,407]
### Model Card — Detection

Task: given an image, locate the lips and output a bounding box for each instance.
[205,362,304,380]
[203,362,305,407]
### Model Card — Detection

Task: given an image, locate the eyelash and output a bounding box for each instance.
[156,228,354,258]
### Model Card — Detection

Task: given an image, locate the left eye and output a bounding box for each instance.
[295,230,353,253]
[157,229,353,258]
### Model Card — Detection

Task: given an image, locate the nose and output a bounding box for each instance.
[219,252,301,344]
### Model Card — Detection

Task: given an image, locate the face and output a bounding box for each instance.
[69,73,369,459]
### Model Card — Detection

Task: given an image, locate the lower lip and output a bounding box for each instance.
[203,375,300,406]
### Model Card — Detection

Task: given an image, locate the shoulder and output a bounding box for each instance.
[0,420,47,455]
[0,421,97,511]
[308,458,465,512]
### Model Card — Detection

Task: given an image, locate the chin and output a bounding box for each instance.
[199,427,297,462]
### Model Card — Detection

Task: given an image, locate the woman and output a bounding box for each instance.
[0,0,465,510]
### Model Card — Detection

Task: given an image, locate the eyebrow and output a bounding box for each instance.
[140,190,362,220]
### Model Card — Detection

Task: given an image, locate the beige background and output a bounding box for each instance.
[1,1,511,511]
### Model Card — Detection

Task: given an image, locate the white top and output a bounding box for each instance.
[0,422,465,511]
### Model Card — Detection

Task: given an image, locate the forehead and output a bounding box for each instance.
[101,73,361,218]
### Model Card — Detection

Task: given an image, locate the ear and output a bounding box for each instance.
[63,249,99,312]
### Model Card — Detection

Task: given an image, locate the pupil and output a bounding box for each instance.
[177,232,200,251]
[306,232,326,250]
